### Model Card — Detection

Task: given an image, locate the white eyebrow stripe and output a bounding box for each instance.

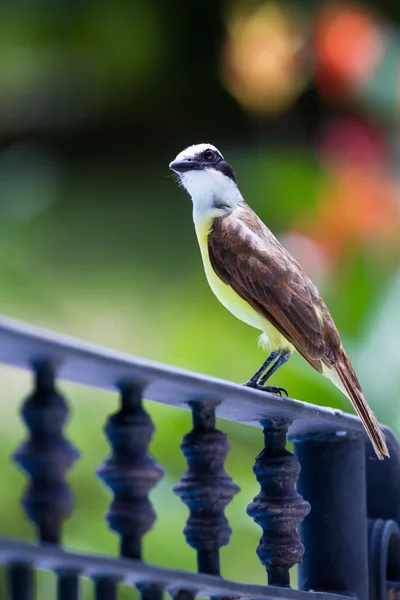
[175,143,223,162]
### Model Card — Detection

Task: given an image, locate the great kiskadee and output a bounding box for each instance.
[169,143,388,460]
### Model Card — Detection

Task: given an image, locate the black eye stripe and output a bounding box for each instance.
[214,160,237,183]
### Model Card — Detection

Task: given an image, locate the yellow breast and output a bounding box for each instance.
[194,213,291,351]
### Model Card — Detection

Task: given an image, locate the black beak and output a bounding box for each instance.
[169,159,201,173]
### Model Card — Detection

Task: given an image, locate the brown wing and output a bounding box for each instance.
[208,206,328,367]
[207,207,389,458]
[207,207,389,459]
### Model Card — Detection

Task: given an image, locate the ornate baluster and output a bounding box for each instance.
[94,576,120,600]
[174,399,240,575]
[11,362,80,600]
[57,570,80,600]
[247,417,310,587]
[7,563,33,600]
[13,362,79,542]
[170,588,196,600]
[97,382,163,599]
[137,582,164,600]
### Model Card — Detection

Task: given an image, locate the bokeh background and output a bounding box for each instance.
[0,0,399,597]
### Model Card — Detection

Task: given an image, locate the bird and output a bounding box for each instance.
[169,143,389,460]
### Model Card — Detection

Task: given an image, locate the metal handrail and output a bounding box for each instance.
[0,315,377,436]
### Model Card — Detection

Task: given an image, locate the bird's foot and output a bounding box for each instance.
[244,380,288,397]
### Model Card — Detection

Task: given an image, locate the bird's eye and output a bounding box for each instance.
[204,149,216,161]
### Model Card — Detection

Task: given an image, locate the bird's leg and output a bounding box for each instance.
[244,350,291,396]
[258,350,292,390]
[244,350,280,388]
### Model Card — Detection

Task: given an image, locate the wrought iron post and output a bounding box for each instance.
[247,417,310,587]
[7,563,34,600]
[293,431,369,600]
[366,428,400,524]
[366,430,400,600]
[94,576,120,600]
[368,519,400,600]
[97,381,164,599]
[174,399,240,576]
[12,362,80,600]
[170,587,197,600]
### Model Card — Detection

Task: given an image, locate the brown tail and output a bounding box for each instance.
[334,357,389,460]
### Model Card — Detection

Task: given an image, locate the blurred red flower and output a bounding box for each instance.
[293,118,400,263]
[314,1,383,97]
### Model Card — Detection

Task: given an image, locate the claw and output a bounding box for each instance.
[270,386,288,397]
[261,385,288,397]
[245,350,291,394]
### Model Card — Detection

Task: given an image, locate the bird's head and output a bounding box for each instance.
[169,144,241,214]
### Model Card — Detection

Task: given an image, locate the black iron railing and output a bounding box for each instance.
[0,315,399,600]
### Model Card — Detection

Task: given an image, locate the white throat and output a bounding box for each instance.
[180,168,244,224]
